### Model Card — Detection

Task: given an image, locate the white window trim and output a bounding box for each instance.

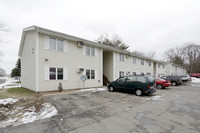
[119,53,125,62]
[44,67,67,81]
[45,36,68,53]
[84,45,96,57]
[85,69,96,80]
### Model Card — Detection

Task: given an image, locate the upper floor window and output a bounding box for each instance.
[149,61,151,66]
[86,46,95,56]
[163,65,165,69]
[158,64,160,68]
[141,59,144,65]
[119,54,125,62]
[133,57,136,64]
[49,37,64,52]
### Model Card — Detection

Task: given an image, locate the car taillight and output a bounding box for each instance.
[148,84,150,90]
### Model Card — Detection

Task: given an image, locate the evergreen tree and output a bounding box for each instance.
[11,58,21,78]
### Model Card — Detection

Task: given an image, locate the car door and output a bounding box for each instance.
[126,76,137,90]
[115,76,127,89]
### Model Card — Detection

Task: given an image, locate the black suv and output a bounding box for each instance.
[107,75,157,96]
[161,75,182,86]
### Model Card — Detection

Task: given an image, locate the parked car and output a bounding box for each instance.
[107,75,157,96]
[180,75,191,82]
[161,75,182,86]
[155,78,171,89]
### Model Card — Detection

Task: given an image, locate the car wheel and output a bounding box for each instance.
[135,89,142,96]
[157,84,163,89]
[109,86,115,92]
[171,81,177,86]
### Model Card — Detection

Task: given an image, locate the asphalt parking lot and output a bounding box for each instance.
[1,82,200,133]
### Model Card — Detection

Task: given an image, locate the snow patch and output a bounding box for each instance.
[152,95,165,101]
[191,77,200,83]
[0,77,21,89]
[0,98,19,105]
[0,99,58,128]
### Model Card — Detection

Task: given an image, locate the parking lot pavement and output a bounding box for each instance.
[1,82,200,133]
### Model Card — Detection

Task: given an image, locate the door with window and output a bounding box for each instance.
[115,76,127,89]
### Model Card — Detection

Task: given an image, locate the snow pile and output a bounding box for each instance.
[152,95,165,101]
[191,77,200,83]
[0,77,21,89]
[0,98,19,105]
[78,87,107,92]
[0,98,58,128]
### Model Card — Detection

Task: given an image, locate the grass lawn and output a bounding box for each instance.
[7,87,34,95]
[0,87,35,99]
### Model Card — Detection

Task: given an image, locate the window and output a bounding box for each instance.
[49,67,56,80]
[49,67,64,80]
[133,72,136,75]
[119,54,124,62]
[91,47,95,56]
[141,59,144,65]
[57,68,63,80]
[147,73,151,75]
[91,70,95,79]
[86,69,90,79]
[149,61,151,66]
[133,57,136,64]
[141,72,144,75]
[86,69,95,79]
[86,46,95,56]
[117,76,126,83]
[57,40,63,51]
[49,37,64,52]
[49,38,56,51]
[158,64,160,68]
[137,76,146,83]
[163,65,165,69]
[127,76,137,82]
[119,71,124,77]
[86,46,90,56]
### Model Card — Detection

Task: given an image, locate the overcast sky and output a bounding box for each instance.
[0,0,200,74]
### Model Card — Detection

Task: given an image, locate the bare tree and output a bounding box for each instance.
[164,43,200,73]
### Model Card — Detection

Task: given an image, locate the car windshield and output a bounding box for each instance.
[148,76,155,83]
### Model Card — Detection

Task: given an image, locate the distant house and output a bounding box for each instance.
[18,26,187,92]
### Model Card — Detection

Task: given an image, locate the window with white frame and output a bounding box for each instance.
[133,72,136,75]
[119,54,125,62]
[158,64,160,68]
[141,59,144,65]
[49,37,64,52]
[133,57,136,64]
[49,67,63,80]
[149,61,151,66]
[86,69,95,79]
[119,71,124,77]
[85,46,95,56]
